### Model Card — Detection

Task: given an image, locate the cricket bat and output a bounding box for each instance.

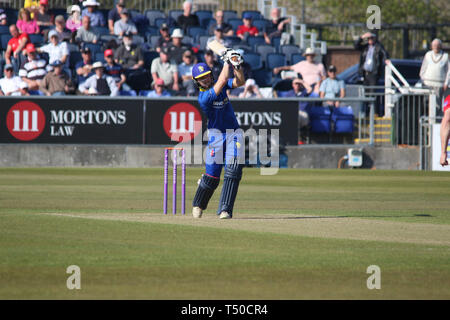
[207,39,228,57]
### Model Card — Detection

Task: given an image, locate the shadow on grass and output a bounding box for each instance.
[236,214,433,220]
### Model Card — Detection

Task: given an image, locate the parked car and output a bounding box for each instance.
[337,59,422,86]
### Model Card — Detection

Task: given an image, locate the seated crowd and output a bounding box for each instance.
[0,1,345,103]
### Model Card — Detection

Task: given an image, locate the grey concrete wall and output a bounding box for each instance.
[0,144,420,170]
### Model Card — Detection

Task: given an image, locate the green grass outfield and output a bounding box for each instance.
[0,168,449,299]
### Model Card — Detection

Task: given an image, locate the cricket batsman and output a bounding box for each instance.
[191,49,246,219]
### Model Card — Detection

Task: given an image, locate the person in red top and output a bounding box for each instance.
[440,95,450,166]
[236,13,259,40]
[5,24,30,73]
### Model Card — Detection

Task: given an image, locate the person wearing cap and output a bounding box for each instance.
[113,8,138,38]
[167,28,190,65]
[190,50,246,220]
[5,25,31,73]
[16,8,40,34]
[75,15,99,44]
[79,61,118,96]
[354,32,390,93]
[263,7,291,45]
[203,50,222,80]
[19,43,49,91]
[0,64,28,96]
[274,47,325,94]
[52,15,72,43]
[178,49,197,96]
[39,60,75,96]
[239,78,262,98]
[103,48,130,91]
[155,23,171,52]
[208,10,233,36]
[108,0,125,34]
[145,78,172,98]
[319,65,346,108]
[37,29,70,69]
[66,5,82,33]
[36,0,54,27]
[81,0,105,28]
[151,45,179,91]
[236,13,259,40]
[114,32,145,70]
[0,8,8,25]
[206,26,231,51]
[177,1,199,34]
[75,45,94,85]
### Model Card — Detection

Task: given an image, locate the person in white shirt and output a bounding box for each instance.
[420,38,450,108]
[78,61,118,96]
[0,64,27,96]
[37,29,70,70]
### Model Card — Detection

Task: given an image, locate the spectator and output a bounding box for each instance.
[16,8,39,34]
[236,13,259,40]
[66,5,82,33]
[145,78,172,97]
[108,0,125,34]
[151,46,179,91]
[274,47,326,93]
[35,0,53,27]
[79,61,118,96]
[19,43,49,90]
[114,32,144,70]
[354,32,390,89]
[319,65,345,108]
[113,8,137,39]
[0,64,27,96]
[156,23,171,51]
[283,78,313,98]
[0,9,7,25]
[263,8,290,45]
[81,0,105,28]
[37,30,70,69]
[207,26,231,51]
[167,28,190,65]
[5,25,30,73]
[76,15,99,44]
[178,49,197,96]
[19,81,31,95]
[104,48,131,91]
[52,15,72,43]
[420,38,449,107]
[177,1,199,34]
[75,45,94,85]
[208,10,233,36]
[39,60,75,96]
[203,49,221,80]
[239,78,262,98]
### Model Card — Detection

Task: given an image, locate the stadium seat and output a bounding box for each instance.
[138,90,152,96]
[94,52,106,63]
[98,9,109,23]
[203,18,215,30]
[199,35,210,50]
[5,9,18,25]
[252,19,269,33]
[50,8,68,19]
[232,44,253,53]
[194,10,213,28]
[271,36,281,51]
[66,43,79,53]
[92,26,109,36]
[183,35,194,46]
[0,25,10,35]
[148,35,160,49]
[144,9,165,26]
[227,18,243,32]
[143,51,159,69]
[154,17,167,29]
[247,36,266,50]
[266,53,286,71]
[241,10,262,20]
[309,107,332,133]
[222,10,238,23]
[119,90,137,96]
[169,10,183,22]
[187,26,206,39]
[144,26,159,37]
[100,34,120,47]
[29,90,45,96]
[29,34,44,46]
[253,68,272,87]
[332,106,354,133]
[291,53,305,65]
[243,52,262,70]
[0,34,12,50]
[280,44,301,64]
[255,44,276,66]
[132,35,145,46]
[83,43,102,56]
[69,51,82,69]
[224,36,242,46]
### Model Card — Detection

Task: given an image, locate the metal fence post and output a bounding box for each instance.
[369,101,375,145]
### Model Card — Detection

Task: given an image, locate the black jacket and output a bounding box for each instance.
[354,37,390,78]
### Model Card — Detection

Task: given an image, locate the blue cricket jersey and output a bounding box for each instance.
[198,78,240,133]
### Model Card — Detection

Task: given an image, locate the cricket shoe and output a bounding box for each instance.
[219,211,232,219]
[192,206,203,218]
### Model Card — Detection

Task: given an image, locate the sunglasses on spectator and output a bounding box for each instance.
[293,82,302,85]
